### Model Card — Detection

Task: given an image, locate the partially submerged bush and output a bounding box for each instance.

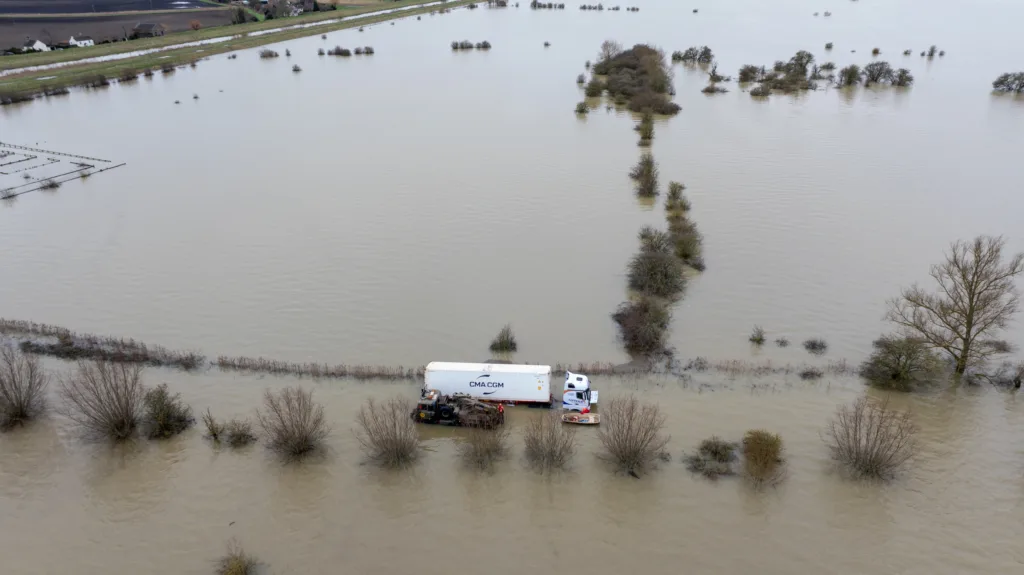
[458,426,510,470]
[575,101,589,114]
[576,73,586,84]
[598,395,670,476]
[612,298,671,355]
[636,111,654,145]
[749,84,770,97]
[57,361,146,440]
[0,346,49,431]
[628,153,659,196]
[489,324,518,352]
[595,43,680,115]
[524,411,577,471]
[701,83,727,94]
[992,72,1024,93]
[825,42,834,50]
[823,397,917,480]
[749,326,766,345]
[684,436,738,479]
[665,181,689,212]
[837,64,862,87]
[863,61,894,85]
[871,47,881,56]
[217,540,258,575]
[859,335,943,391]
[259,49,279,59]
[203,409,257,447]
[775,337,790,347]
[256,387,329,458]
[627,91,680,115]
[803,338,828,355]
[292,64,302,73]
[737,64,764,83]
[584,77,604,97]
[628,250,686,298]
[742,429,784,484]
[142,383,194,439]
[892,68,914,87]
[356,397,419,467]
[799,367,823,380]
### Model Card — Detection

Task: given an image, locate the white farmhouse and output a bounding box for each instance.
[22,39,50,52]
[69,36,95,48]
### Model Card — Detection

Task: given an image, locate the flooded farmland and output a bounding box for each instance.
[2,0,1024,573]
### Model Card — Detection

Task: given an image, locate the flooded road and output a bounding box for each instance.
[2,1,1024,572]
[1,368,1023,574]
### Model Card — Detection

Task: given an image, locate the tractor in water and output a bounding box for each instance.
[412,389,505,428]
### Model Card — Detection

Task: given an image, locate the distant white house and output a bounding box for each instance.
[22,39,50,52]
[69,36,95,48]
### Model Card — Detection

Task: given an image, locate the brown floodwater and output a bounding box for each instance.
[2,0,1024,573]
[1,366,1023,574]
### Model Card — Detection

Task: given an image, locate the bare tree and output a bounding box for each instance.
[0,346,49,430]
[57,361,146,440]
[822,397,917,480]
[597,395,670,477]
[598,39,623,63]
[256,387,330,457]
[355,397,419,467]
[886,236,1024,374]
[524,410,577,471]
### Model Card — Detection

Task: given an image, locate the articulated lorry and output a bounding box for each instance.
[423,362,598,411]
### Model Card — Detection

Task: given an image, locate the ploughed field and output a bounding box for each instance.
[0,9,233,47]
[0,0,212,14]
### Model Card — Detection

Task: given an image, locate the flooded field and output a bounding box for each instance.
[2,1,1024,573]
[1,367,1023,574]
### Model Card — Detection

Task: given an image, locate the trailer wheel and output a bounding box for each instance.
[440,405,454,419]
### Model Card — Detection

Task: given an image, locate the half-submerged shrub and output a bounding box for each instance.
[628,250,685,298]
[749,83,770,97]
[628,153,659,196]
[203,409,257,447]
[612,298,671,355]
[0,346,49,431]
[803,338,828,355]
[823,397,916,480]
[627,91,680,115]
[458,426,510,470]
[737,64,764,83]
[863,61,894,85]
[57,361,146,440]
[859,335,943,391]
[576,73,586,84]
[524,411,577,471]
[584,77,604,97]
[489,324,518,352]
[356,396,419,467]
[742,429,784,485]
[292,64,302,72]
[892,68,914,87]
[799,367,823,380]
[636,111,654,145]
[575,101,589,114]
[749,326,766,345]
[825,42,834,50]
[217,540,258,575]
[665,181,690,212]
[992,72,1024,93]
[256,387,329,458]
[837,64,862,87]
[702,83,727,94]
[598,395,669,476]
[259,49,279,59]
[684,436,738,479]
[142,383,194,439]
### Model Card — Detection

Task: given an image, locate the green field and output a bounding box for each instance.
[1,0,456,73]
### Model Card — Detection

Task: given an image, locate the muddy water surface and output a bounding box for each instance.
[2,1,1024,573]
[2,0,1023,367]
[1,368,1023,574]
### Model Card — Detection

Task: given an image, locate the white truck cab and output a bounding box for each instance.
[562,371,599,412]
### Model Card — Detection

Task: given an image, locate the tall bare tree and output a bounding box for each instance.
[886,235,1024,374]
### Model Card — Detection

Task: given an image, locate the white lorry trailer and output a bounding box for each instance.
[424,362,552,405]
[423,362,599,411]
